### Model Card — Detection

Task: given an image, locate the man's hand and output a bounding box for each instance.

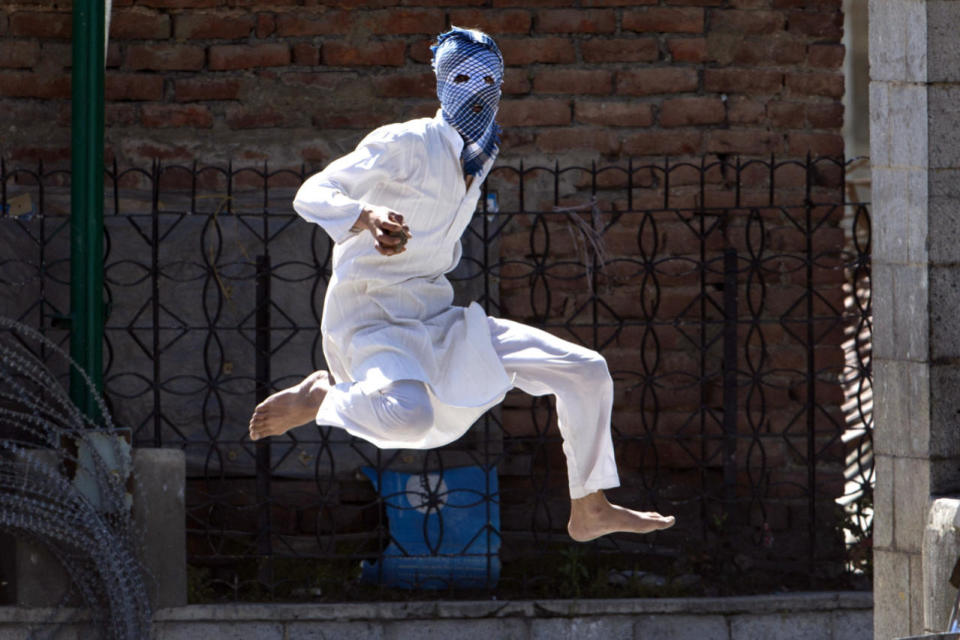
[354,205,412,256]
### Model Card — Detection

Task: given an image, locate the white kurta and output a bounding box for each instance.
[293,110,513,449]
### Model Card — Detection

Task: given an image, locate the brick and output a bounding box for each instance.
[617,68,698,96]
[405,0,484,5]
[105,103,138,126]
[312,105,403,129]
[575,101,653,127]
[140,104,213,128]
[536,9,616,34]
[136,0,223,8]
[582,0,657,5]
[105,73,165,100]
[174,77,241,101]
[772,38,807,64]
[706,129,781,155]
[109,9,171,39]
[623,130,701,156]
[175,13,254,39]
[493,0,574,6]
[806,102,843,129]
[8,146,71,164]
[322,40,406,66]
[292,43,320,66]
[727,96,765,124]
[106,43,123,68]
[0,41,40,69]
[534,68,612,95]
[275,11,358,36]
[225,105,296,128]
[256,13,275,38]
[279,71,355,89]
[209,44,290,70]
[767,101,804,128]
[409,38,433,64]
[666,0,724,4]
[787,11,843,39]
[503,68,530,95]
[0,71,70,98]
[369,8,445,34]
[10,11,71,38]
[581,38,658,63]
[710,9,784,34]
[536,127,620,154]
[785,72,843,98]
[775,0,841,6]
[787,132,843,156]
[448,9,531,34]
[40,42,71,69]
[622,7,703,34]
[126,44,205,71]
[704,68,782,94]
[499,98,570,126]
[668,37,707,62]
[731,0,772,7]
[499,37,575,64]
[660,97,725,127]
[372,72,435,98]
[807,43,844,68]
[326,0,399,6]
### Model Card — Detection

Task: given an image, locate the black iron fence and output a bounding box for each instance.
[0,156,872,600]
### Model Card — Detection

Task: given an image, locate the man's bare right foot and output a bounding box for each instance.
[568,490,675,542]
[248,370,332,441]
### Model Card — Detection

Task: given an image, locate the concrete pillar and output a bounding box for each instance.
[132,448,187,609]
[870,1,960,639]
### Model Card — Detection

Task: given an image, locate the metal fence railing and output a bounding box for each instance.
[0,156,872,601]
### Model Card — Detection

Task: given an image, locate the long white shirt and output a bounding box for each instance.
[292,110,513,448]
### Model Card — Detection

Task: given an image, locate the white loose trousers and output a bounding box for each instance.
[317,316,619,499]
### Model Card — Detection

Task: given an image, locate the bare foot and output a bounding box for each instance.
[248,370,332,441]
[567,490,675,542]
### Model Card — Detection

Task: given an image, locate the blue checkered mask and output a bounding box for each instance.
[432,28,504,177]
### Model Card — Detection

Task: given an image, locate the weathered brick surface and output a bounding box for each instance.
[581,38,659,63]
[209,44,290,70]
[110,9,172,39]
[0,41,40,69]
[1,1,844,168]
[127,44,205,71]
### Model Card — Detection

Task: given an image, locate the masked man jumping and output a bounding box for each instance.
[248,27,675,542]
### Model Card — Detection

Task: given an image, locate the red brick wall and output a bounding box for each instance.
[0,0,844,169]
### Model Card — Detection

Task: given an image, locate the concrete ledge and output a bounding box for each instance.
[151,591,873,622]
[0,592,874,640]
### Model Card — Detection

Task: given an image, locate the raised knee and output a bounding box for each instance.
[379,385,434,439]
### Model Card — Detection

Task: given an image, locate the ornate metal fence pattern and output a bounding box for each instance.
[0,157,872,601]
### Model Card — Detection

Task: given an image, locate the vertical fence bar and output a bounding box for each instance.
[805,157,818,585]
[151,161,162,447]
[722,247,739,506]
[69,0,105,421]
[255,253,273,589]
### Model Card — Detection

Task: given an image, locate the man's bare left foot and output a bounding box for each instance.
[248,370,331,441]
[567,490,675,542]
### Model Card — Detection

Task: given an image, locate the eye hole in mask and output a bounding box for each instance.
[453,74,496,85]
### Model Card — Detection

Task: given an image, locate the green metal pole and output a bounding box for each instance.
[70,0,105,422]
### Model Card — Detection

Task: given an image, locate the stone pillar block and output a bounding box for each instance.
[133,448,187,609]
[923,499,960,634]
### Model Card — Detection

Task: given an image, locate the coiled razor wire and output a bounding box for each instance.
[0,316,152,640]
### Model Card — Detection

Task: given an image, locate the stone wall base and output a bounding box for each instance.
[0,592,873,640]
